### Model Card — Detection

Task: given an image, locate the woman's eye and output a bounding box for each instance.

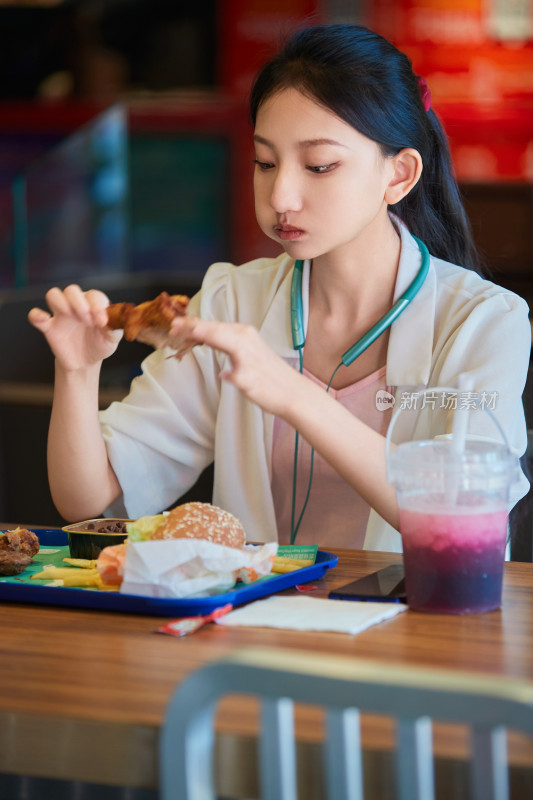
[307,163,337,174]
[253,159,274,170]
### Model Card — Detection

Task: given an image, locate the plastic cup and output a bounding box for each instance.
[388,439,519,614]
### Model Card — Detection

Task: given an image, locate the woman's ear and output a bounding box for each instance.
[384,148,423,205]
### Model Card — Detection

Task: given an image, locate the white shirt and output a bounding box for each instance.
[100,223,531,552]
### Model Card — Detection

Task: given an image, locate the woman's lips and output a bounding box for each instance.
[275,224,305,241]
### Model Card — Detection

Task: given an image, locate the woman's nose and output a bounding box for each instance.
[269,168,303,214]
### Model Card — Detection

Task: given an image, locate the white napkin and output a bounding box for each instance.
[215,594,407,634]
[121,540,278,598]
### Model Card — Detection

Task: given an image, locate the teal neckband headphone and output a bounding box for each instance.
[288,235,430,543]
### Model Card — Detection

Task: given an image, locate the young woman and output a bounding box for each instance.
[29,24,530,552]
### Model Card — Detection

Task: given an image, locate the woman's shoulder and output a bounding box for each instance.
[204,252,292,284]
[432,254,530,316]
[396,218,528,316]
[192,252,294,321]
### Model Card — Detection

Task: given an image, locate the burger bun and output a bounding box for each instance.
[150,502,245,549]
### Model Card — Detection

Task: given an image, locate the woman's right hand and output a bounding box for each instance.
[27,284,123,372]
[169,316,301,418]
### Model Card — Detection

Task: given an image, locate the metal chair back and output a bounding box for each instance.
[160,646,533,800]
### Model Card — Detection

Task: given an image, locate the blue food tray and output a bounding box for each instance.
[0,529,338,616]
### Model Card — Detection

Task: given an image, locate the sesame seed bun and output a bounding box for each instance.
[150,502,246,549]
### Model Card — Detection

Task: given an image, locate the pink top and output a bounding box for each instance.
[271,366,392,549]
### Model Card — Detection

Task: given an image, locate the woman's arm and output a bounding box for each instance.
[28,285,123,520]
[170,317,400,529]
[46,362,122,521]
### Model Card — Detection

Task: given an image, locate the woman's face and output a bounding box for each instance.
[253,87,396,262]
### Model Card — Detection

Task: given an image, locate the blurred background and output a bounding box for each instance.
[0,0,532,528]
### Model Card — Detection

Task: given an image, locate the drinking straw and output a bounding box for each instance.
[446,373,475,504]
[451,373,475,456]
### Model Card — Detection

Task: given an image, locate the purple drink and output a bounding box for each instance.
[399,502,508,614]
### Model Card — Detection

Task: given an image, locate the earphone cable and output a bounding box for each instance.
[290,359,343,544]
[288,237,430,544]
[289,348,304,543]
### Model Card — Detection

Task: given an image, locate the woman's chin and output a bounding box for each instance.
[258,227,321,261]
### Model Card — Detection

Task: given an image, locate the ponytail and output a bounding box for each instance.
[250,24,485,274]
[391,110,484,272]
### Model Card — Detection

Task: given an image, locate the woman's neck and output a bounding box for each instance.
[310,215,401,324]
[302,215,402,388]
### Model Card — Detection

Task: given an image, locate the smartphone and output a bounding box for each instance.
[329,564,407,603]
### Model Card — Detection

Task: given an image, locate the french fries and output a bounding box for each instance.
[31,566,119,591]
[63,557,98,569]
[62,572,101,588]
[32,567,94,581]
[271,556,314,574]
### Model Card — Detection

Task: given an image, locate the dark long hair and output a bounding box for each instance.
[250,24,483,273]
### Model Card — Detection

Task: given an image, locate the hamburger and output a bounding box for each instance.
[97,502,247,587]
[126,502,246,550]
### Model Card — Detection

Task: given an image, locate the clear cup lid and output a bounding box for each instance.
[387,438,520,485]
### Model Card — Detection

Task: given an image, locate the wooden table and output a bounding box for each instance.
[0,538,532,798]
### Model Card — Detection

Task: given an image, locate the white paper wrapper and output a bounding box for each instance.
[120,539,278,598]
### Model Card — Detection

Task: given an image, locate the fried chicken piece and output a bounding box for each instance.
[18,528,40,556]
[0,528,40,556]
[107,292,190,342]
[0,528,40,576]
[0,551,32,576]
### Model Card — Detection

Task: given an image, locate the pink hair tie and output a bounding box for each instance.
[416,75,431,112]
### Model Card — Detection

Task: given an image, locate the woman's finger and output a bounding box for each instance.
[180,318,251,357]
[27,307,52,332]
[63,284,93,323]
[44,286,73,317]
[85,289,111,326]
